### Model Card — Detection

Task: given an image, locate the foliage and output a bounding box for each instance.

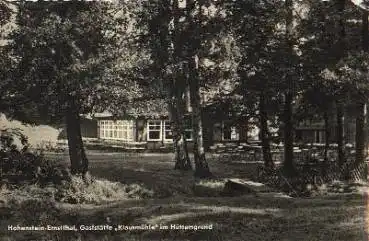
[55,176,154,204]
[257,155,367,197]
[5,2,114,123]
[0,128,29,152]
[8,198,60,226]
[0,1,12,26]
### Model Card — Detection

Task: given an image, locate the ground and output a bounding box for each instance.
[0,151,367,241]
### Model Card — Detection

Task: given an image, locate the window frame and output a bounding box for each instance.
[99,120,134,142]
[147,120,163,141]
[147,119,194,142]
[163,120,174,142]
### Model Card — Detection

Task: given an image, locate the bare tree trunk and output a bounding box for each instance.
[283,0,295,177]
[322,110,331,178]
[244,117,249,143]
[355,102,367,163]
[66,97,89,178]
[283,92,295,175]
[186,0,211,178]
[333,0,347,179]
[171,0,191,170]
[170,93,191,170]
[324,111,330,161]
[259,92,274,170]
[336,101,345,171]
[189,55,211,178]
[155,0,192,170]
[354,9,369,180]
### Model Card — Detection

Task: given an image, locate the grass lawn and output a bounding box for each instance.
[0,151,367,241]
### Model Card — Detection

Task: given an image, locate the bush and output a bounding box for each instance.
[0,130,155,205]
[0,128,72,187]
[257,156,368,197]
[9,198,60,226]
[54,176,154,204]
[0,128,29,152]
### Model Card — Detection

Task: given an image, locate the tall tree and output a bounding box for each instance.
[7,2,126,178]
[141,0,192,170]
[224,0,285,170]
[170,0,192,170]
[259,92,274,170]
[282,0,296,176]
[354,7,368,178]
[335,0,347,171]
[185,0,212,178]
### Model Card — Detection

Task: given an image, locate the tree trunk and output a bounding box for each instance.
[259,93,274,170]
[173,133,192,170]
[66,97,89,177]
[244,117,249,143]
[169,94,192,170]
[322,110,331,178]
[336,101,345,170]
[355,102,367,166]
[186,0,211,178]
[283,91,295,176]
[324,111,330,161]
[283,0,295,177]
[151,0,191,170]
[351,10,369,180]
[188,55,211,178]
[170,0,191,170]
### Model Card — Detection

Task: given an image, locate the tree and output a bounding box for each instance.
[224,0,286,170]
[185,0,212,178]
[335,0,347,171]
[0,1,16,114]
[281,0,297,177]
[7,1,127,178]
[139,0,192,170]
[354,5,368,179]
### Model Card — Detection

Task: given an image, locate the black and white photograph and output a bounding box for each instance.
[0,0,368,240]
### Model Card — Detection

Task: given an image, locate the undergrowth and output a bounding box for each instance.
[0,129,154,205]
[257,158,368,197]
[55,176,154,204]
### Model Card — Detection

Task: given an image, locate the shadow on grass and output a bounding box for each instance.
[0,192,367,241]
[6,152,362,240]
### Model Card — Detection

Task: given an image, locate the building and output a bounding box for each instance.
[62,98,258,151]
[295,107,357,145]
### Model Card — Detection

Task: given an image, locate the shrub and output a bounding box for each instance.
[0,128,72,187]
[8,198,60,226]
[0,130,155,204]
[54,176,154,204]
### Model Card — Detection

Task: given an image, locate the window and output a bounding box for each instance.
[314,130,324,143]
[99,120,134,142]
[222,122,239,141]
[147,120,162,141]
[148,119,193,142]
[164,121,173,141]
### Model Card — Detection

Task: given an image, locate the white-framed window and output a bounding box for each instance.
[148,119,193,142]
[222,122,239,141]
[163,121,173,141]
[99,120,134,142]
[147,120,162,141]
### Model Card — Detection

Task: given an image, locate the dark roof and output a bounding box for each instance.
[93,99,169,119]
